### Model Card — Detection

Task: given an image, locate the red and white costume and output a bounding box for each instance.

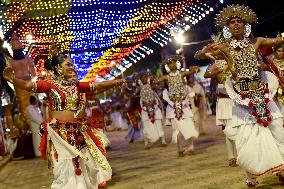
[32,79,111,189]
[140,83,166,145]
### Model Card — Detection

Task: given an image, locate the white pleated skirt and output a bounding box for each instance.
[171,117,199,143]
[48,127,112,189]
[216,98,233,120]
[142,120,165,143]
[223,119,239,141]
[236,118,284,176]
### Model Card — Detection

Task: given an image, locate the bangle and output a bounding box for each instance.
[31,82,37,93]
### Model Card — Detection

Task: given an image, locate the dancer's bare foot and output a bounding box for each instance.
[199,132,206,136]
[98,181,106,188]
[183,149,194,156]
[246,179,258,189]
[228,158,238,167]
[144,144,151,150]
[276,172,284,185]
[178,151,184,157]
[247,186,256,189]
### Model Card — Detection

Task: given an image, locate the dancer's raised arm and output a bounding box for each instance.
[257,36,284,49]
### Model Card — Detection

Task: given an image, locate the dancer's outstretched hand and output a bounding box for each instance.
[205,52,216,60]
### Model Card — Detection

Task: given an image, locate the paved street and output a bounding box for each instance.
[0,116,283,189]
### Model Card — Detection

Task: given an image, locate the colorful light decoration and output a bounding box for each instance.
[0,0,214,81]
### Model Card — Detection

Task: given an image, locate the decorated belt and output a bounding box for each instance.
[49,119,88,132]
[233,78,263,93]
[50,121,87,150]
[50,122,81,131]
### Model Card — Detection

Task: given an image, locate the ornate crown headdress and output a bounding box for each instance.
[164,56,182,73]
[215,4,257,29]
[137,72,151,86]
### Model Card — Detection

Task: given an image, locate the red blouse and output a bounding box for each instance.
[33,80,96,111]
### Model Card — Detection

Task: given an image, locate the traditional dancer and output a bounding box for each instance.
[138,72,167,149]
[204,59,237,167]
[271,44,284,115]
[195,4,284,187]
[3,54,125,189]
[158,57,199,157]
[123,78,143,143]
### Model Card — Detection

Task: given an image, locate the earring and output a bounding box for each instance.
[57,66,63,75]
[147,78,151,85]
[244,24,251,38]
[165,64,170,73]
[223,26,232,39]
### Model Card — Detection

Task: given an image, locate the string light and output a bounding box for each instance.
[1,0,213,81]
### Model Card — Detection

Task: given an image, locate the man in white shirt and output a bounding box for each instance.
[26,95,43,157]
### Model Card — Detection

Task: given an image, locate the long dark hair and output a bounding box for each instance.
[44,54,68,75]
[274,44,284,52]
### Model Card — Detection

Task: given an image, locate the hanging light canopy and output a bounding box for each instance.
[0,0,214,81]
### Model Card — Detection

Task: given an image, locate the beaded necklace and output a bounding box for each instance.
[230,40,271,127]
[167,71,186,120]
[140,84,156,123]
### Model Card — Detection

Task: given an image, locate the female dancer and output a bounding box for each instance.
[272,45,284,115]
[3,54,124,189]
[195,4,284,187]
[158,58,199,157]
[138,72,167,149]
[123,78,143,143]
